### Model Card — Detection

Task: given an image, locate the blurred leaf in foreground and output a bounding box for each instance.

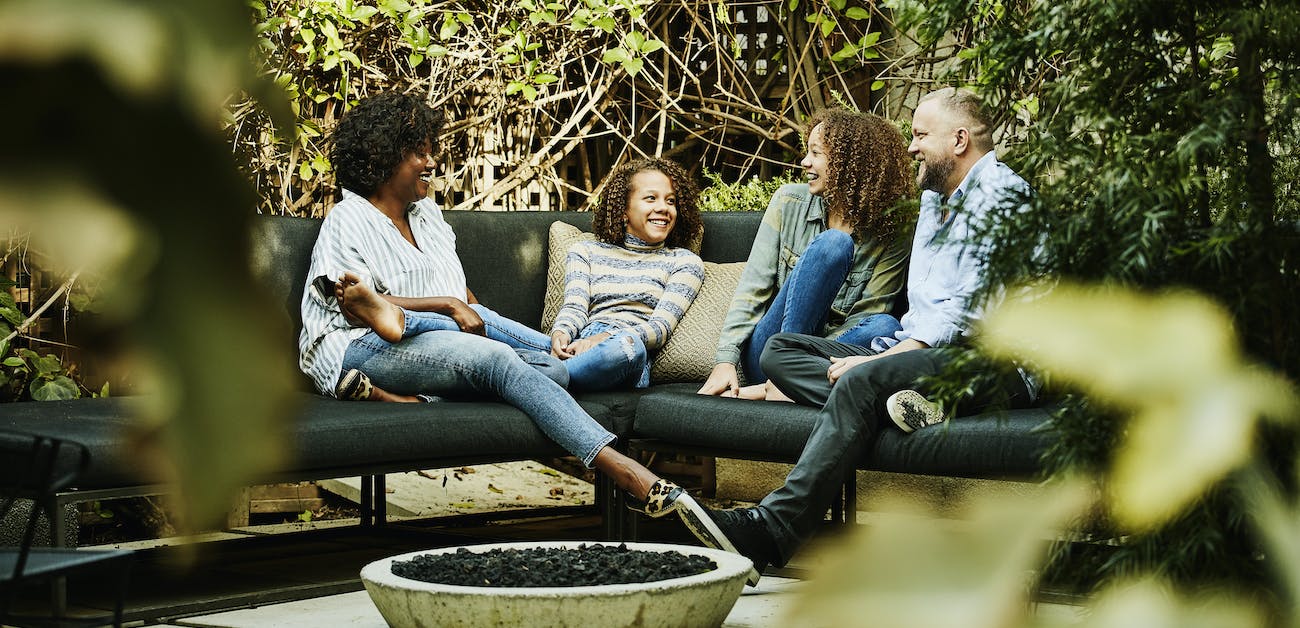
[980,282,1298,531]
[1080,578,1265,628]
[0,0,296,532]
[788,481,1088,628]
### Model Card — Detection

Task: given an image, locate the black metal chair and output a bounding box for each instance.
[1,429,134,627]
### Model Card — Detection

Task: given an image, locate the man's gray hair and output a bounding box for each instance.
[919,87,994,152]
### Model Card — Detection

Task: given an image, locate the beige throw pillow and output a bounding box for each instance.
[542,221,744,384]
[649,260,745,383]
[541,222,596,331]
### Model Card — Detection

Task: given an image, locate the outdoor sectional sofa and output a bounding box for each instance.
[0,209,1056,554]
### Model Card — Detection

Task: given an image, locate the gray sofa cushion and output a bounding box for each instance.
[632,390,1054,479]
[0,395,616,489]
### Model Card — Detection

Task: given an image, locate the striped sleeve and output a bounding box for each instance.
[552,241,594,340]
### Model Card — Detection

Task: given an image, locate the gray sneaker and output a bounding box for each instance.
[887,389,946,433]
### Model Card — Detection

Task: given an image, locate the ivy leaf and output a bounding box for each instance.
[439,17,459,40]
[820,16,836,38]
[521,84,538,101]
[831,42,858,62]
[31,375,79,401]
[860,31,881,47]
[32,354,62,375]
[533,73,559,85]
[407,52,424,68]
[846,6,871,20]
[601,46,631,64]
[299,161,314,181]
[871,80,885,91]
[787,0,799,10]
[2,357,24,368]
[624,31,646,51]
[621,57,644,76]
[640,39,664,54]
[829,0,847,11]
[0,305,22,327]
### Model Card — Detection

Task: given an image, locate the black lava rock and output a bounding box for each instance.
[391,543,718,588]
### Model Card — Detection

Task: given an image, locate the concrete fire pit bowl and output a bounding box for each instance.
[360,541,753,628]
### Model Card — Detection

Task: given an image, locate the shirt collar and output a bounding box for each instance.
[805,191,826,224]
[947,151,1000,204]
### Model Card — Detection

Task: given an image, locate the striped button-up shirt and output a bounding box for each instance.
[298,191,467,395]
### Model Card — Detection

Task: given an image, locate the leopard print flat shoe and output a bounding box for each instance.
[334,369,374,401]
[626,479,686,518]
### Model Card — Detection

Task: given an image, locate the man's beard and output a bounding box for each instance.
[918,154,954,195]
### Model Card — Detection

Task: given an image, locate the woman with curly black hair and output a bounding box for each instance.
[298,94,750,582]
[549,158,705,391]
[699,108,915,400]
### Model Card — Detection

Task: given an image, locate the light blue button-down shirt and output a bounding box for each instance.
[874,151,1030,351]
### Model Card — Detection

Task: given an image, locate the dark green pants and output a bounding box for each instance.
[756,332,1030,565]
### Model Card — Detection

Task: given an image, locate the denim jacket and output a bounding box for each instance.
[714,183,912,365]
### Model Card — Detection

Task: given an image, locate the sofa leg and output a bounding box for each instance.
[374,475,387,526]
[360,476,374,526]
[844,475,858,524]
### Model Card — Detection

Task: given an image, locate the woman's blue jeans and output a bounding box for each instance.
[562,322,650,392]
[743,230,904,381]
[339,305,615,466]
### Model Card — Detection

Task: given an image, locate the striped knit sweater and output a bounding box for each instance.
[552,235,704,351]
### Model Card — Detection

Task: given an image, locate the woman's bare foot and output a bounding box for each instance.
[338,272,404,342]
[736,381,794,402]
[736,383,769,400]
[763,381,793,403]
[368,386,422,403]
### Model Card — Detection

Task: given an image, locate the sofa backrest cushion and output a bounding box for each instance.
[444,210,762,329]
[249,210,765,345]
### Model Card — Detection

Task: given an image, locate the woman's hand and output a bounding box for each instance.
[566,332,611,356]
[551,331,574,358]
[697,363,741,396]
[447,299,485,336]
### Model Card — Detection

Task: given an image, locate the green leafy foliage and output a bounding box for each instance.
[697,170,797,213]
[234,0,896,215]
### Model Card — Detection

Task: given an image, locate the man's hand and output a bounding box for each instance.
[447,300,485,336]
[698,363,741,397]
[827,354,878,384]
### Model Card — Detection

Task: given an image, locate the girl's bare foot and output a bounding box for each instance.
[338,272,404,342]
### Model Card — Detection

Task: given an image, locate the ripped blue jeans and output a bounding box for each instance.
[561,321,650,392]
[339,305,615,466]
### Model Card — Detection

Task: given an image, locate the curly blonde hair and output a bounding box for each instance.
[807,108,915,241]
[592,158,703,248]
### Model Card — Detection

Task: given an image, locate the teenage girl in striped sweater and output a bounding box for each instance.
[549,158,705,392]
